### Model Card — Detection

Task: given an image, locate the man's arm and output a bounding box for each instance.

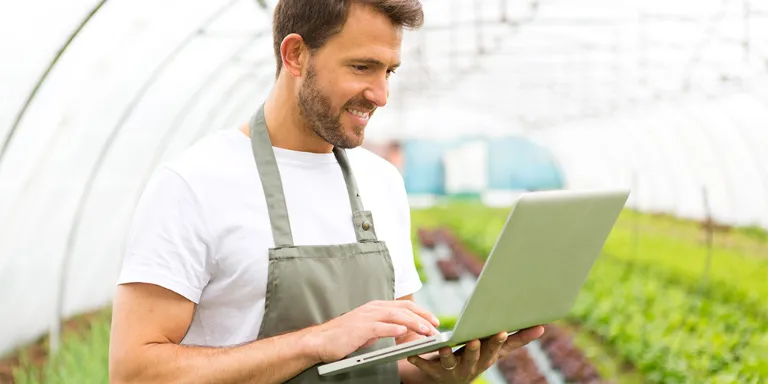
[109,284,439,384]
[111,167,318,383]
[109,282,321,384]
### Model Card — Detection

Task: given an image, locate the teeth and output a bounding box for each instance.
[347,108,369,118]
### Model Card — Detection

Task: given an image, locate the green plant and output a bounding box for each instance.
[436,315,458,332]
[417,201,768,383]
[13,310,112,384]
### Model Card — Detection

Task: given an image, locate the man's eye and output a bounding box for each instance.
[352,65,368,71]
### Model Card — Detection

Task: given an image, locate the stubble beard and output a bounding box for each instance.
[297,62,368,149]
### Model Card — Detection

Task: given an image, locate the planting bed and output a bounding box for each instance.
[417,227,610,384]
[496,349,549,384]
[413,202,768,383]
[539,324,609,384]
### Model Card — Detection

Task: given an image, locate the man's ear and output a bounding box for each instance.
[280,33,307,78]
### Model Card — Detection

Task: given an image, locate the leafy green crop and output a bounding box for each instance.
[413,201,768,383]
[12,310,111,384]
[11,202,765,383]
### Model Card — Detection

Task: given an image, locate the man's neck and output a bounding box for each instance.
[239,79,334,154]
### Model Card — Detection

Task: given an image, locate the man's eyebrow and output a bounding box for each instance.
[348,58,401,69]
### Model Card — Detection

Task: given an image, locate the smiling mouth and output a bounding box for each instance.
[345,107,371,119]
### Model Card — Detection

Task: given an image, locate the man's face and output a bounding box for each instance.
[297,3,402,149]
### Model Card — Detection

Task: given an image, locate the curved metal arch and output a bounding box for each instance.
[659,99,717,220]
[713,96,768,223]
[640,105,686,212]
[677,100,738,222]
[51,0,247,354]
[0,0,109,164]
[610,111,667,211]
[140,32,271,184]
[656,101,706,219]
[112,62,273,281]
[111,68,277,283]
[124,60,273,240]
[113,68,272,275]
[194,67,273,142]
[212,74,276,134]
[619,108,667,213]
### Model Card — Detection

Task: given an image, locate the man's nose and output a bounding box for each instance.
[363,75,389,108]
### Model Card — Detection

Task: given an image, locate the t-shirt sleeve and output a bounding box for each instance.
[390,169,423,299]
[117,166,213,304]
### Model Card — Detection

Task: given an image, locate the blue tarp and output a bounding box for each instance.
[402,140,447,195]
[487,137,564,191]
[402,137,564,194]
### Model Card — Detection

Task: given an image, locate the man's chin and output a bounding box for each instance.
[335,133,365,149]
[337,139,364,149]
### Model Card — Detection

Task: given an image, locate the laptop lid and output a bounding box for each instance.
[448,188,630,343]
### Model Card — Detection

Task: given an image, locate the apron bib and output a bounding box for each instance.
[249,104,400,383]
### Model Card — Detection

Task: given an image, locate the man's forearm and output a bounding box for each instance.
[111,327,320,384]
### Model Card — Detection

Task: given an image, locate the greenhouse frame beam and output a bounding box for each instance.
[423,18,627,32]
[717,96,768,210]
[194,69,271,142]
[124,47,272,232]
[51,0,244,355]
[0,0,109,164]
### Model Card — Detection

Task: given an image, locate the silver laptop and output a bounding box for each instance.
[317,188,630,377]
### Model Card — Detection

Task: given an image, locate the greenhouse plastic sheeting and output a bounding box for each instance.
[529,89,768,228]
[0,0,278,356]
[2,0,768,356]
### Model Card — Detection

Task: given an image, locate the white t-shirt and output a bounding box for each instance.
[117,128,422,347]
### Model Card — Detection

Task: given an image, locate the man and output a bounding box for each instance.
[108,1,544,383]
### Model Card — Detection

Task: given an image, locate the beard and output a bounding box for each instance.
[297,62,373,149]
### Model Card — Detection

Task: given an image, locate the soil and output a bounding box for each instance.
[497,348,549,383]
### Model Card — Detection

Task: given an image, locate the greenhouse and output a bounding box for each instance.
[1,0,766,383]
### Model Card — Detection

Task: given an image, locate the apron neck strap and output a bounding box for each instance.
[248,103,373,248]
[333,147,378,243]
[249,104,294,248]
[332,147,365,213]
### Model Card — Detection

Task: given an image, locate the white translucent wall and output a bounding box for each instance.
[1,0,768,356]
[0,0,278,356]
[371,0,768,231]
[528,89,768,229]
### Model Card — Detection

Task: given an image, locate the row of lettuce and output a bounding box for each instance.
[410,201,768,384]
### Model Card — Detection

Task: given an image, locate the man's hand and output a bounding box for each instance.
[110,282,332,384]
[308,299,441,363]
[406,326,545,383]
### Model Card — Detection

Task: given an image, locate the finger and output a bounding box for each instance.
[359,338,377,350]
[367,322,409,339]
[374,307,438,336]
[438,346,458,372]
[375,300,441,328]
[396,300,441,328]
[478,332,507,368]
[407,355,440,380]
[502,326,544,354]
[460,339,481,374]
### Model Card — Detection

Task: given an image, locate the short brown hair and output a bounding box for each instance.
[272,0,424,76]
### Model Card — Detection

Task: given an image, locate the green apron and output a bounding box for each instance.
[249,104,400,383]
